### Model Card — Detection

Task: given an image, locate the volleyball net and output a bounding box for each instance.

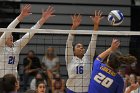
[0,28,140,91]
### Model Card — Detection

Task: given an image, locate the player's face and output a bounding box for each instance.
[74,43,85,57]
[37,83,46,93]
[6,35,13,47]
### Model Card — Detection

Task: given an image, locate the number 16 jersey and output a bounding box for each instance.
[88,57,124,93]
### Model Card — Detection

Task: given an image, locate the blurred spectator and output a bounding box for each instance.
[51,74,65,93]
[23,50,42,91]
[36,80,46,93]
[30,72,47,90]
[124,75,140,93]
[125,61,139,76]
[125,74,137,92]
[42,47,60,87]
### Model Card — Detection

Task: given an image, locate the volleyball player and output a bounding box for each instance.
[65,10,103,93]
[88,39,137,93]
[0,4,55,78]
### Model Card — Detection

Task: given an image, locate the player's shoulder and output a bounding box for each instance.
[115,74,124,83]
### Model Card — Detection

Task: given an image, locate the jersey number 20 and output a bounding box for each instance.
[8,56,15,64]
[94,73,113,88]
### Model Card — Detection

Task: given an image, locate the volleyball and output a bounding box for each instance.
[108,10,124,26]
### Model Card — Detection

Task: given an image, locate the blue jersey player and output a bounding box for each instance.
[88,39,137,93]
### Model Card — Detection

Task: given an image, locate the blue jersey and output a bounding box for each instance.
[88,57,124,93]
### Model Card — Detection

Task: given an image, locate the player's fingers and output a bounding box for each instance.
[42,9,44,13]
[99,11,103,17]
[48,6,54,12]
[98,10,101,16]
[47,6,51,12]
[100,16,104,20]
[95,10,97,16]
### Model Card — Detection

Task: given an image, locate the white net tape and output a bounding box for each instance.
[0,28,140,35]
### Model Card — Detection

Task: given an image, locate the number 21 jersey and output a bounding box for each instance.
[88,57,124,93]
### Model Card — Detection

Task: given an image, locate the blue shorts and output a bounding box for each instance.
[66,88,88,93]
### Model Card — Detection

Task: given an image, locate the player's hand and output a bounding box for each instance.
[71,14,82,30]
[110,39,120,51]
[41,6,55,21]
[18,4,32,21]
[90,10,104,26]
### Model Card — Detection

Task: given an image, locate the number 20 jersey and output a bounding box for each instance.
[88,57,124,93]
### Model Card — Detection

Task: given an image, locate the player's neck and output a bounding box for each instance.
[6,43,13,48]
[76,55,83,59]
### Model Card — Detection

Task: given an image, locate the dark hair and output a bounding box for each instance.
[28,50,35,55]
[73,42,84,51]
[36,80,46,89]
[107,51,137,69]
[0,74,17,93]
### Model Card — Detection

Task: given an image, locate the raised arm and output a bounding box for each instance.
[85,10,103,62]
[98,39,120,60]
[15,6,55,50]
[0,4,31,51]
[65,14,82,64]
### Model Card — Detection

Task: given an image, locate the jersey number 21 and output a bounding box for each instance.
[8,56,15,64]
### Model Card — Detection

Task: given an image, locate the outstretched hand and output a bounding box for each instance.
[39,6,55,25]
[90,10,104,26]
[41,6,55,20]
[110,39,120,51]
[71,14,82,30]
[18,4,32,21]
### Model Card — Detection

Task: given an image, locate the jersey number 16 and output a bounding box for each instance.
[76,66,83,74]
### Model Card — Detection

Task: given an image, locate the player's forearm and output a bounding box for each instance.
[17,14,26,22]
[71,25,78,30]
[7,17,20,29]
[94,24,99,31]
[98,47,112,60]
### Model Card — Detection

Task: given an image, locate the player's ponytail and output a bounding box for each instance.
[107,51,137,70]
[117,55,137,65]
